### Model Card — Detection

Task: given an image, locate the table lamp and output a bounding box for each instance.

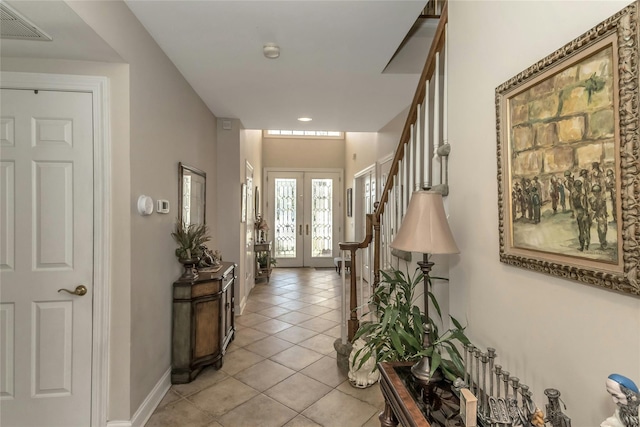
[389,190,459,382]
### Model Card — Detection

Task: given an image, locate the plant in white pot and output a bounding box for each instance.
[351,267,469,383]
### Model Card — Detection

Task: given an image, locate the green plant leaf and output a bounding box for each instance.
[450,316,466,331]
[397,327,422,350]
[428,290,443,321]
[441,342,464,375]
[430,350,441,376]
[411,306,423,335]
[389,329,404,357]
[355,349,372,371]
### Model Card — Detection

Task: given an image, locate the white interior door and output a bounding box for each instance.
[267,170,340,268]
[355,168,375,282]
[0,89,94,426]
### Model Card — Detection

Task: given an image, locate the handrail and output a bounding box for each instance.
[375,1,448,219]
[370,1,448,293]
[341,2,448,343]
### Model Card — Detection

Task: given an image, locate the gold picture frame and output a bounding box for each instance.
[496,2,640,296]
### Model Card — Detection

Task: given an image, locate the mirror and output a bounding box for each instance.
[255,186,260,219]
[178,162,206,227]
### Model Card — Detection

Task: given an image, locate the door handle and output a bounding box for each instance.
[306,224,309,235]
[57,285,87,296]
[299,225,302,236]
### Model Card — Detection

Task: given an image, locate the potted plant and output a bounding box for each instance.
[351,268,470,382]
[171,220,211,281]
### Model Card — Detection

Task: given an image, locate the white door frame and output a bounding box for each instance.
[1,72,111,427]
[245,160,254,296]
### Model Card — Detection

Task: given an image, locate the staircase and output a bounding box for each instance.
[339,0,450,344]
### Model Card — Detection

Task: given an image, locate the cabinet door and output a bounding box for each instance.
[193,298,220,360]
[223,281,234,342]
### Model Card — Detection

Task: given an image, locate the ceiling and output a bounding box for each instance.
[2,1,436,132]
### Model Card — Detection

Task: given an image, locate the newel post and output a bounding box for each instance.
[339,241,360,341]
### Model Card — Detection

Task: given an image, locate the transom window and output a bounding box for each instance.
[264,130,343,138]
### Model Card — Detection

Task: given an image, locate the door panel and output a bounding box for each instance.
[268,171,340,268]
[0,89,93,427]
[304,174,338,267]
[271,172,304,267]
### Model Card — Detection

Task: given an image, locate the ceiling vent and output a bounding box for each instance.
[0,2,52,41]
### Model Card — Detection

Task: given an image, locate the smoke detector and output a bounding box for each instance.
[263,43,280,59]
[0,2,52,41]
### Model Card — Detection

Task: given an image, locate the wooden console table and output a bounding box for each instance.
[378,361,464,427]
[254,241,272,282]
[171,262,236,384]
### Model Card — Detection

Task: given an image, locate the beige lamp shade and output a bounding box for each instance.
[390,191,459,254]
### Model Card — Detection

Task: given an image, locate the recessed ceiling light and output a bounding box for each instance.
[297,117,312,122]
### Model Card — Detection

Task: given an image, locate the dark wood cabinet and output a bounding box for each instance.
[171,262,236,384]
[378,361,465,427]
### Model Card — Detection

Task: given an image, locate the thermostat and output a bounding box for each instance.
[156,199,170,214]
[137,195,154,216]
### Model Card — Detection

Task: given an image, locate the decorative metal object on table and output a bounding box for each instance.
[544,388,571,427]
[197,246,222,273]
[458,344,570,427]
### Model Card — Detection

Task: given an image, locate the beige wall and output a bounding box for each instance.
[216,120,242,309]
[262,136,345,170]
[448,1,639,425]
[241,129,263,306]
[343,108,406,241]
[68,1,218,416]
[5,1,220,420]
[344,132,377,241]
[215,121,263,313]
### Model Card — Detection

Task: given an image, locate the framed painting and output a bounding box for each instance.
[496,2,640,296]
[346,188,353,217]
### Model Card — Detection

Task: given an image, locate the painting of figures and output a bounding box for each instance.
[509,46,618,263]
[496,2,640,297]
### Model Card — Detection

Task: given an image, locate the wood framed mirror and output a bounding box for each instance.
[255,186,260,219]
[178,162,206,227]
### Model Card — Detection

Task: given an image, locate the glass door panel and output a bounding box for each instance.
[274,177,298,259]
[272,173,303,267]
[309,178,333,259]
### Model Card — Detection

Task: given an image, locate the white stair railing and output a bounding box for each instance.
[339,0,450,344]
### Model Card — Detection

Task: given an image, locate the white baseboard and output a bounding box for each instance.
[106,368,171,427]
[238,295,247,315]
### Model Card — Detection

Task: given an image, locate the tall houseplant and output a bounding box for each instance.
[352,268,470,382]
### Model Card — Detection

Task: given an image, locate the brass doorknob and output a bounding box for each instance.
[57,285,87,296]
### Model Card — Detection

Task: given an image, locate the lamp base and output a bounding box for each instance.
[411,356,444,383]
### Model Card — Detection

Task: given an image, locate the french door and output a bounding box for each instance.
[266,170,341,268]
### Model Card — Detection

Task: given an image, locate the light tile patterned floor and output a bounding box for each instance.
[146,268,383,427]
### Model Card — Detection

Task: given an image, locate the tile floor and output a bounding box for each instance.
[146,268,383,427]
